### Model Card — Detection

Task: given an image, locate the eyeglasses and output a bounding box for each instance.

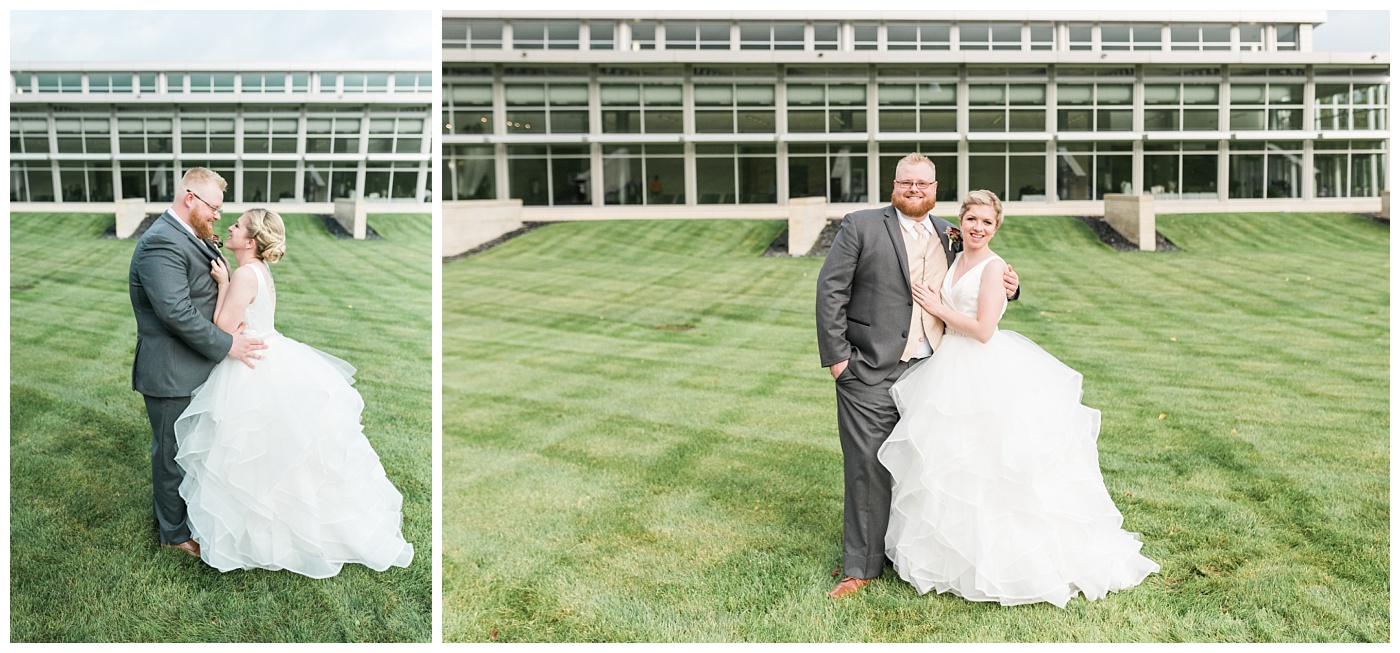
[894,180,935,190]
[187,189,222,216]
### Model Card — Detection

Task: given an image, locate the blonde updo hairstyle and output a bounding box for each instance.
[959,190,1005,228]
[243,208,287,263]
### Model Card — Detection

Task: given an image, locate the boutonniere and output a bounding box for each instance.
[945,226,962,253]
[210,234,224,249]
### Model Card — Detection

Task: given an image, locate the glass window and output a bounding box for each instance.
[603,143,686,205]
[188,73,235,93]
[1145,83,1220,131]
[1239,24,1264,52]
[240,73,286,93]
[589,22,615,50]
[1057,83,1133,132]
[788,143,868,203]
[1314,81,1389,131]
[969,84,1045,132]
[1057,142,1134,199]
[968,141,1046,201]
[364,161,422,200]
[38,73,82,92]
[504,83,590,134]
[664,21,729,50]
[242,117,298,154]
[303,116,360,154]
[342,73,389,93]
[600,83,681,134]
[878,82,956,133]
[59,161,114,202]
[1314,140,1386,197]
[10,116,50,154]
[11,160,57,202]
[89,73,133,93]
[692,143,775,204]
[1145,141,1218,199]
[506,144,590,206]
[180,116,235,154]
[445,84,493,135]
[630,22,657,50]
[513,20,580,50]
[1029,24,1054,50]
[814,22,839,50]
[740,22,805,50]
[853,22,878,51]
[446,144,496,200]
[117,117,173,154]
[303,160,358,201]
[55,116,111,154]
[1067,24,1093,51]
[695,84,776,134]
[1230,82,1302,130]
[1228,141,1302,199]
[787,83,866,133]
[241,161,298,203]
[394,72,432,93]
[443,19,504,49]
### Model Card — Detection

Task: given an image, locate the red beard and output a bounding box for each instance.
[192,218,214,240]
[891,191,937,219]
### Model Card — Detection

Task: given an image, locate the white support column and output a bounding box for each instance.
[866,65,880,203]
[775,67,789,203]
[588,66,604,206]
[493,66,509,200]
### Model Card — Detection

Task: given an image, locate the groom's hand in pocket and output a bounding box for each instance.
[829,359,849,380]
[228,322,268,369]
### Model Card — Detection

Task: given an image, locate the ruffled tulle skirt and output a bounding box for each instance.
[174,333,413,578]
[879,330,1157,608]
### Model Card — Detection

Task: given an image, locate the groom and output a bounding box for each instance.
[129,167,265,556]
[815,153,1019,597]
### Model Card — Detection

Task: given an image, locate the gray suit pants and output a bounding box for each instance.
[143,394,192,545]
[834,358,914,580]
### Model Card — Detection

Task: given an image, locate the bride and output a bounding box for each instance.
[879,191,1158,608]
[173,208,414,578]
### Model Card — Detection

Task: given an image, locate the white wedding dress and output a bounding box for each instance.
[174,264,414,578]
[879,253,1158,608]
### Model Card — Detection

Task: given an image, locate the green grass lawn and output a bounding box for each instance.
[442,213,1388,642]
[9,212,432,642]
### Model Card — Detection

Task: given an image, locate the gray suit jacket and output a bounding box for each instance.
[816,205,957,386]
[129,210,233,397]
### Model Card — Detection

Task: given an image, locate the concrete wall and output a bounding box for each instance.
[443,199,525,257]
[1104,194,1156,251]
[115,198,147,239]
[333,199,368,240]
[787,197,828,256]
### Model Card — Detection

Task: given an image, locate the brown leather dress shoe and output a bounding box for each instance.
[166,539,201,558]
[827,576,871,598]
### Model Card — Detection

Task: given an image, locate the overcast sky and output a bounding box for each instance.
[7,9,1388,62]
[9,11,433,63]
[1312,11,1390,52]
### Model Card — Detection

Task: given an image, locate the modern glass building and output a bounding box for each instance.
[10,62,433,208]
[443,11,1388,217]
